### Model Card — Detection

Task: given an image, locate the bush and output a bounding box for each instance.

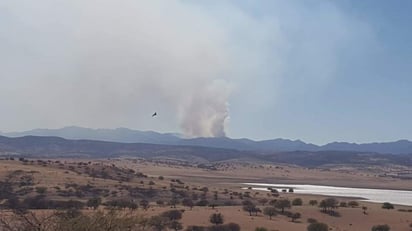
[0,208,152,231]
[5,196,20,210]
[289,212,301,222]
[225,223,241,231]
[156,200,164,206]
[196,200,209,207]
[348,201,359,208]
[292,198,303,206]
[382,202,394,210]
[208,223,240,231]
[162,210,182,221]
[307,222,329,231]
[104,199,137,210]
[169,220,183,231]
[35,187,47,194]
[186,226,206,231]
[148,215,169,231]
[140,200,149,210]
[371,224,390,231]
[255,228,268,231]
[209,213,224,225]
[309,200,318,206]
[86,197,101,210]
[307,218,318,223]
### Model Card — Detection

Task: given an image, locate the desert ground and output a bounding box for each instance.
[0,157,411,231]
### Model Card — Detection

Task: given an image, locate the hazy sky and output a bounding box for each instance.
[1,0,411,144]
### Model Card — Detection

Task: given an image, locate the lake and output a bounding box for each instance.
[243,183,412,206]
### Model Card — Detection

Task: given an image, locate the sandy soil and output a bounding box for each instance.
[114,159,412,190]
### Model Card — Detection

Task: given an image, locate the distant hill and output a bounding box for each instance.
[1,126,412,154]
[0,126,181,144]
[0,135,411,167]
[0,135,248,162]
[319,140,412,155]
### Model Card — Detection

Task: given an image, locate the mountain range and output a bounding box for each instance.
[1,126,412,155]
[1,135,411,168]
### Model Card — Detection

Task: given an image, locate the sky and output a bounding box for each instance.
[0,0,411,144]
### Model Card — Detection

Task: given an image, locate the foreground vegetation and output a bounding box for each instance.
[0,158,411,230]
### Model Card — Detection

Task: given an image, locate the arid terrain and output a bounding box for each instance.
[0,157,411,231]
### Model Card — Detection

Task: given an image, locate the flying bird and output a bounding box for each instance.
[152,112,157,117]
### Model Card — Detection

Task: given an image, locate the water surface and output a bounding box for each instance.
[244,183,412,206]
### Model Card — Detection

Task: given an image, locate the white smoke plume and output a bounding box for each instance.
[180,80,230,137]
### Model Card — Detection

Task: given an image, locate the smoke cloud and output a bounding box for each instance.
[0,1,376,140]
[0,0,240,137]
[180,80,230,137]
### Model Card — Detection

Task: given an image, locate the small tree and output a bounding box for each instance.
[258,198,268,206]
[182,198,194,210]
[307,222,329,231]
[269,199,277,206]
[371,224,390,231]
[275,199,291,213]
[309,200,318,206]
[263,207,277,220]
[290,212,301,222]
[319,198,338,213]
[242,200,257,216]
[292,198,303,206]
[169,197,179,208]
[209,213,224,225]
[381,202,394,210]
